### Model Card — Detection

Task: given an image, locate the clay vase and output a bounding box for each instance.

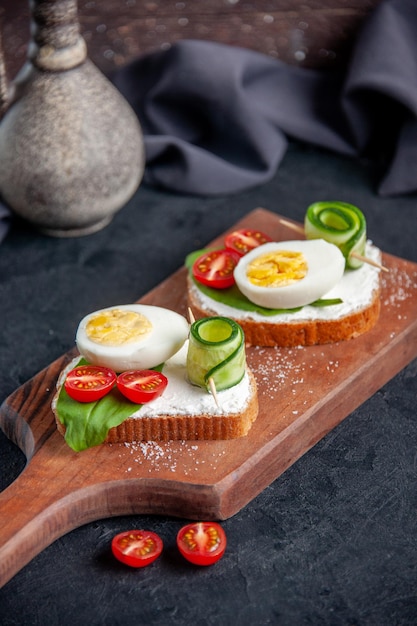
[0,0,145,236]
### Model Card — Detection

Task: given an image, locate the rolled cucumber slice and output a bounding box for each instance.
[305,201,367,269]
[186,317,246,392]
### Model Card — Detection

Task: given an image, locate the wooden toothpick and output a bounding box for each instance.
[277,217,304,235]
[208,376,220,408]
[348,252,389,272]
[188,307,196,324]
[277,217,389,272]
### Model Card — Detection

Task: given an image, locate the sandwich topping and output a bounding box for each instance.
[304,201,367,269]
[76,304,189,372]
[245,249,308,288]
[85,308,153,345]
[187,202,382,321]
[234,239,346,310]
[189,240,381,322]
[187,317,246,392]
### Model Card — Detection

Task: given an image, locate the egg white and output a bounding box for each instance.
[75,304,189,372]
[234,239,345,309]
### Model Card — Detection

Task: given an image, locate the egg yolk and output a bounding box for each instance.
[246,250,308,287]
[85,308,153,346]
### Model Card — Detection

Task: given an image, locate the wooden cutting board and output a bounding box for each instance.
[1,208,417,588]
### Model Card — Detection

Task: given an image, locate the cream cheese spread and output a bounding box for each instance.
[55,342,252,419]
[130,343,252,418]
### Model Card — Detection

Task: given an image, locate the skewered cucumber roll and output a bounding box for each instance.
[305,201,367,269]
[187,317,246,392]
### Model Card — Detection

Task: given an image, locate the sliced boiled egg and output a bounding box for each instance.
[76,304,189,372]
[234,239,345,309]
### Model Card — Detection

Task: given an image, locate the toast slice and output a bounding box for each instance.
[187,242,382,347]
[53,349,259,447]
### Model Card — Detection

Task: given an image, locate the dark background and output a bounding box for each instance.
[1,0,383,79]
[1,2,417,625]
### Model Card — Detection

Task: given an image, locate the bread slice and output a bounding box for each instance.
[187,242,382,348]
[53,352,258,446]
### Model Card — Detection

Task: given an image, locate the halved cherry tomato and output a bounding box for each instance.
[112,530,163,568]
[177,522,227,566]
[117,370,168,404]
[64,365,116,402]
[225,229,272,256]
[192,249,240,289]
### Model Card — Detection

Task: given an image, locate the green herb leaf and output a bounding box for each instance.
[310,298,343,307]
[57,386,141,451]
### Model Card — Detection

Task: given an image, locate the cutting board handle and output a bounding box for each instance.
[0,455,65,588]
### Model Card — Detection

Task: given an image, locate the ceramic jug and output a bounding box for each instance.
[0,0,145,236]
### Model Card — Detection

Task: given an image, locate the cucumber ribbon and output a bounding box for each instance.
[186,317,246,392]
[305,201,367,269]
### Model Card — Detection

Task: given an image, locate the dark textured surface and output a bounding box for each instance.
[1,0,383,80]
[0,142,416,625]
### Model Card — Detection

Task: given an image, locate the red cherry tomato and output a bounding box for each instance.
[177,522,227,566]
[64,365,116,402]
[192,249,240,289]
[111,530,163,568]
[117,370,168,404]
[224,229,272,256]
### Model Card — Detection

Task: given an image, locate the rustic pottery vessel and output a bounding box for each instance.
[0,0,145,236]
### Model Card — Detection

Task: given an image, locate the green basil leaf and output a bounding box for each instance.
[57,386,141,451]
[310,298,343,307]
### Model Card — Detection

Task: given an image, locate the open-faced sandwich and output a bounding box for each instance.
[52,304,258,451]
[187,202,384,347]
